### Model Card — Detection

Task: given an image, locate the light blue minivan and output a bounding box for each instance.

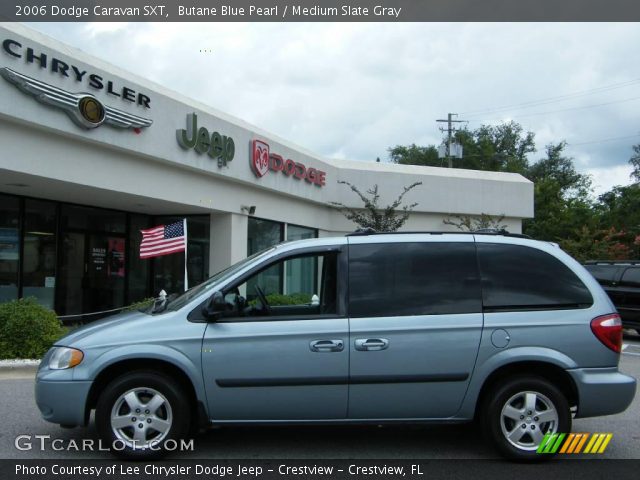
[35,232,636,460]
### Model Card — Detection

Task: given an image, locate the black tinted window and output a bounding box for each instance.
[621,267,640,288]
[584,265,622,286]
[348,242,481,317]
[478,243,593,310]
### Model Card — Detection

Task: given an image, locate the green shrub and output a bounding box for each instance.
[265,293,313,306]
[123,298,155,312]
[0,298,65,359]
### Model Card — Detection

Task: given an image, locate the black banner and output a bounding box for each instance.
[1,0,640,22]
[2,459,640,480]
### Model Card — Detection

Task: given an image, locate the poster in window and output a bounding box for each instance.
[0,228,19,261]
[108,238,125,277]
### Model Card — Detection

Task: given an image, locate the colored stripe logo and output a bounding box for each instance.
[537,433,613,454]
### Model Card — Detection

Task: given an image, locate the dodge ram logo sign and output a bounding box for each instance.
[250,140,326,187]
[252,140,270,177]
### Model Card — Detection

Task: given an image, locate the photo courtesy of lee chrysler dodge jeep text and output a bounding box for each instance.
[35,231,636,460]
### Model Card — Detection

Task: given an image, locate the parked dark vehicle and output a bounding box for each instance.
[584,261,640,333]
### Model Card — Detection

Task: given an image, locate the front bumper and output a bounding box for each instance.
[568,367,637,418]
[35,372,92,427]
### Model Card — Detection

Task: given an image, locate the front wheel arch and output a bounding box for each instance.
[85,358,203,428]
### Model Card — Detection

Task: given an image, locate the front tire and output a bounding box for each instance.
[95,370,191,459]
[481,376,571,461]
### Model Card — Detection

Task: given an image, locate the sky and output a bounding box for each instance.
[26,22,640,196]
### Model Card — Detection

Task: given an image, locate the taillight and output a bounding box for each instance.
[590,313,623,353]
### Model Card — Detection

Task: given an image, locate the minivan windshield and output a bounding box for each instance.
[160,247,276,313]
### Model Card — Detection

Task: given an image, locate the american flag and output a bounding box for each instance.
[140,220,187,259]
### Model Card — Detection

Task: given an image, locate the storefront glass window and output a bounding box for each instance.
[57,204,126,317]
[61,204,126,233]
[248,218,284,255]
[247,218,284,295]
[151,216,210,296]
[286,224,318,296]
[128,214,152,303]
[0,194,20,304]
[22,199,57,309]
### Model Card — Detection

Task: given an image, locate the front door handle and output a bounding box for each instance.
[310,339,344,352]
[354,338,389,351]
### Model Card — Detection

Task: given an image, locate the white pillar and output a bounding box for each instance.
[208,213,248,275]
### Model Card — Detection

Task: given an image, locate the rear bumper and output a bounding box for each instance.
[568,367,637,418]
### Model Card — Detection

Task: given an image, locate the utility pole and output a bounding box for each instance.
[436,113,466,168]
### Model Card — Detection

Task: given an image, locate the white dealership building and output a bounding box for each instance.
[0,23,533,318]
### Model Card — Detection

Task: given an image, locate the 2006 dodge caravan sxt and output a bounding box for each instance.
[35,232,636,460]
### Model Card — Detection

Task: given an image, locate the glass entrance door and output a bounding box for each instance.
[58,232,126,316]
[87,234,125,314]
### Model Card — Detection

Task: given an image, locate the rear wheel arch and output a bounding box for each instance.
[474,361,579,420]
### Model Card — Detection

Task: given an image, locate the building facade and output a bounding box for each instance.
[0,23,533,319]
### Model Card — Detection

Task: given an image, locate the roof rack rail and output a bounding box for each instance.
[346,228,531,239]
[584,260,640,265]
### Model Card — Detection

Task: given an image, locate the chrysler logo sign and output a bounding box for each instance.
[0,67,153,130]
[251,140,326,187]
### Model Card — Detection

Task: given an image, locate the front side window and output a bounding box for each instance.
[348,242,481,318]
[224,252,338,319]
[478,243,593,311]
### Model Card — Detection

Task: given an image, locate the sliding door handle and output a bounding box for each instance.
[355,338,389,351]
[310,339,344,352]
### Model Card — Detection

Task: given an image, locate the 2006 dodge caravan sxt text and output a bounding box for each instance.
[35,232,636,460]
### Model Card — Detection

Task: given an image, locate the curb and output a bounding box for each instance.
[0,359,41,374]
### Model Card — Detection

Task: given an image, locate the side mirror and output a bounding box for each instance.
[202,291,226,320]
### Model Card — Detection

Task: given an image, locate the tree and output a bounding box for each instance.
[454,121,535,173]
[389,144,439,166]
[442,213,507,231]
[388,121,535,174]
[522,142,595,241]
[330,181,422,232]
[560,226,633,262]
[630,144,640,183]
[595,184,640,258]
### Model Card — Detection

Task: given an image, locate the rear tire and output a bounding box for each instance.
[95,370,191,459]
[481,376,571,461]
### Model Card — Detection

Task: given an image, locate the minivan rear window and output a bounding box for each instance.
[478,243,593,311]
[348,242,481,317]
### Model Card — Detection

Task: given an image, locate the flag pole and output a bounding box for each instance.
[183,218,188,291]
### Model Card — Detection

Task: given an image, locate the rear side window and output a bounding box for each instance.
[478,243,593,311]
[621,267,640,288]
[348,242,481,317]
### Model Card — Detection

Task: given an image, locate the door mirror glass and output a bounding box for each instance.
[202,291,226,320]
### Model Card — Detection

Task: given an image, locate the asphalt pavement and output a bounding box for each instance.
[1,335,638,460]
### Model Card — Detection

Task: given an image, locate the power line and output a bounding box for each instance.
[467,95,640,123]
[461,77,640,117]
[567,134,640,147]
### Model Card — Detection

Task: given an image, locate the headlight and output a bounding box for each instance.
[48,347,84,370]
